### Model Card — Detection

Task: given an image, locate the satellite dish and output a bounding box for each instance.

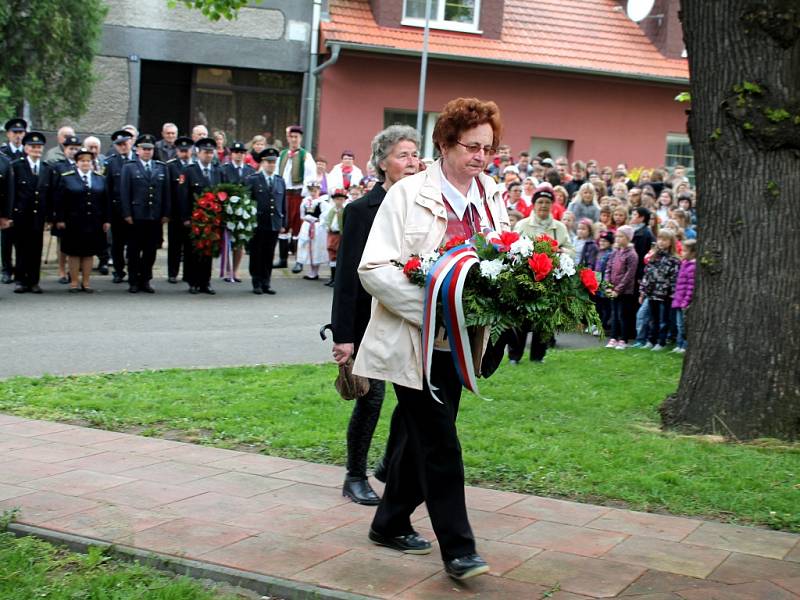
[626,0,655,22]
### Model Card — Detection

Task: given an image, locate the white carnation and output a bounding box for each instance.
[509,237,534,258]
[230,196,240,203]
[225,205,234,214]
[226,222,235,231]
[419,252,439,276]
[554,253,576,279]
[479,258,506,281]
[235,207,243,216]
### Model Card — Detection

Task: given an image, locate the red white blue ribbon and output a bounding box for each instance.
[422,244,481,402]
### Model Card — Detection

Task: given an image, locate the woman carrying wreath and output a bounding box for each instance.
[353,98,510,580]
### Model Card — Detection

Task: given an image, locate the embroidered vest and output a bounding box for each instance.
[278,148,306,186]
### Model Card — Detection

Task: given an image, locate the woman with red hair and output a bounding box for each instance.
[354,98,510,581]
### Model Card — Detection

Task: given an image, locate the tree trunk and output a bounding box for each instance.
[660,0,800,440]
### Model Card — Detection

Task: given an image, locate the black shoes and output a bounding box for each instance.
[112,273,124,284]
[201,286,216,295]
[128,285,139,294]
[98,264,109,276]
[262,286,276,295]
[444,554,490,580]
[188,286,199,294]
[291,262,303,274]
[167,276,178,284]
[343,477,380,506]
[252,287,263,295]
[368,528,432,555]
[30,285,43,294]
[1,273,12,284]
[13,283,27,293]
[140,283,155,294]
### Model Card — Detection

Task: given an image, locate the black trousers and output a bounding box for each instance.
[185,252,212,288]
[248,227,279,288]
[371,351,475,561]
[1,228,14,276]
[13,226,44,287]
[127,220,161,285]
[167,220,188,279]
[110,215,130,276]
[346,378,390,479]
[507,327,549,362]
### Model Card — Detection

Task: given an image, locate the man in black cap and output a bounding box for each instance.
[120,134,170,294]
[184,137,224,294]
[277,125,316,272]
[9,132,54,293]
[222,142,255,184]
[165,136,194,283]
[0,118,26,283]
[50,135,82,283]
[245,147,285,295]
[104,129,136,283]
[0,154,13,241]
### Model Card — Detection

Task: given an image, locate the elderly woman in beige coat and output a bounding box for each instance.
[354,98,509,581]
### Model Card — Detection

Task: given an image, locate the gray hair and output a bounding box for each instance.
[370,125,420,181]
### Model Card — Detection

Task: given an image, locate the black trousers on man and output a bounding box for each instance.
[185,251,212,289]
[13,226,44,287]
[167,221,188,279]
[248,227,279,289]
[110,215,130,277]
[371,351,476,562]
[127,220,161,286]
[1,229,14,279]
[507,327,549,362]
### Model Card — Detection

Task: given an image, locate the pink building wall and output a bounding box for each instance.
[316,52,688,170]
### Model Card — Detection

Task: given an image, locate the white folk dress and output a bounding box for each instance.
[296,196,330,265]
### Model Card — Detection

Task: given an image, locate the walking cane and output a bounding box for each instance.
[43,231,54,264]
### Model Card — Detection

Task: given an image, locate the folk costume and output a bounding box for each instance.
[295,187,329,280]
[277,126,316,270]
[326,161,363,193]
[323,188,347,287]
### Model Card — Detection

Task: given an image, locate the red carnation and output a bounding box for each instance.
[443,236,468,252]
[202,192,215,202]
[497,230,520,251]
[192,226,201,235]
[580,268,599,295]
[536,234,559,252]
[528,253,553,281]
[217,191,228,201]
[403,257,422,277]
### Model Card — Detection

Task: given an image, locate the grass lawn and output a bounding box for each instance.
[0,529,249,599]
[0,348,797,532]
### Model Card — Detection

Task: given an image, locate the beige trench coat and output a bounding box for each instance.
[353,159,510,390]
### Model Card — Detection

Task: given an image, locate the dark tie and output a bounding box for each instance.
[33,163,38,176]
[82,174,89,188]
[145,162,151,176]
[203,167,210,181]
[238,166,242,179]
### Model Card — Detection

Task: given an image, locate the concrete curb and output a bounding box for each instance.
[8,522,378,600]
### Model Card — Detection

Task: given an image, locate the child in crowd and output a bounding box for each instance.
[507,209,524,230]
[594,231,615,332]
[639,229,681,351]
[671,239,696,354]
[677,192,696,225]
[323,189,347,287]
[672,208,696,239]
[561,211,577,244]
[598,206,613,233]
[604,225,638,349]
[611,207,628,232]
[575,219,598,269]
[655,189,675,224]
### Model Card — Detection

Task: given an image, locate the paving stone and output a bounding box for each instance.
[86,480,204,509]
[620,570,726,596]
[146,444,245,465]
[499,495,610,526]
[505,550,645,598]
[587,509,701,542]
[269,462,344,488]
[25,469,135,497]
[708,552,800,584]
[605,536,730,578]
[200,531,349,577]
[0,458,75,484]
[206,453,305,476]
[396,571,549,599]
[185,471,295,498]
[258,482,351,510]
[226,502,364,538]
[294,548,443,599]
[40,504,177,540]
[0,482,35,501]
[35,428,128,446]
[6,442,105,463]
[683,521,800,560]
[773,577,800,594]
[0,414,31,426]
[0,420,76,437]
[473,538,542,576]
[677,580,800,599]
[463,486,528,513]
[116,517,257,558]
[0,434,48,453]
[622,595,683,600]
[788,542,800,563]
[503,520,628,557]
[161,491,281,524]
[416,508,532,542]
[117,460,225,485]
[58,451,165,474]
[0,491,100,524]
[90,435,187,455]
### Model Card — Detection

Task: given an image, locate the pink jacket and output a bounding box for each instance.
[604,246,638,295]
[671,259,696,309]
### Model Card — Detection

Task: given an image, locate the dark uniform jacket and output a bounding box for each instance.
[54,171,110,232]
[0,154,13,219]
[52,159,77,176]
[245,171,286,232]
[330,183,387,347]
[0,144,24,161]
[184,162,224,209]
[10,158,54,230]
[166,159,191,223]
[120,160,170,221]
[104,152,135,218]
[222,162,255,185]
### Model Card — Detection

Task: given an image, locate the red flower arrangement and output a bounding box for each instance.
[190,192,224,257]
[580,267,599,295]
[528,252,553,281]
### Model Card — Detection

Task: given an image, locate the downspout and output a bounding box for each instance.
[304,0,322,151]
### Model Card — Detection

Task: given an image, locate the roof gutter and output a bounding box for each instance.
[325,40,689,86]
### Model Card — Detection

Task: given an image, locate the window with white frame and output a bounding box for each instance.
[403,0,481,33]
[665,133,694,184]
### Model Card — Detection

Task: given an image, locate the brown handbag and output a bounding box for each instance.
[335,358,371,400]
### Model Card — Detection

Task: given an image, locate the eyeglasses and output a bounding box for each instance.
[456,141,497,155]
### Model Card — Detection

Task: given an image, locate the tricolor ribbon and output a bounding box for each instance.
[422,244,482,402]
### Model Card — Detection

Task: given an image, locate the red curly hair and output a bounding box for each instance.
[432,97,503,153]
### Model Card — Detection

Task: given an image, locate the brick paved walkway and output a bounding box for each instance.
[1,413,798,599]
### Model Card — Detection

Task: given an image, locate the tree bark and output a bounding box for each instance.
[659,0,800,440]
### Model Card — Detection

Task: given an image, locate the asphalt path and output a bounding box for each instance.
[0,247,601,378]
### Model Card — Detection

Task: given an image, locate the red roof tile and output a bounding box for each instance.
[321,0,689,82]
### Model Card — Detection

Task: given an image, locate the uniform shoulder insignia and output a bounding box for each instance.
[155,160,166,165]
[166,158,177,164]
[61,170,75,176]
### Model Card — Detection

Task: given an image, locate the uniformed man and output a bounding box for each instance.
[0,153,13,235]
[184,137,224,294]
[9,132,54,293]
[104,129,136,283]
[165,136,193,283]
[222,141,255,184]
[155,122,178,163]
[120,134,170,294]
[0,118,26,283]
[245,147,285,295]
[277,125,316,272]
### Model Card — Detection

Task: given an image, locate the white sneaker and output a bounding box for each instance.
[642,342,654,350]
[615,341,627,350]
[651,344,664,351]
[673,347,686,354]
[605,339,618,348]
[590,325,600,336]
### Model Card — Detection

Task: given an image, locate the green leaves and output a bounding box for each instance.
[176,0,262,21]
